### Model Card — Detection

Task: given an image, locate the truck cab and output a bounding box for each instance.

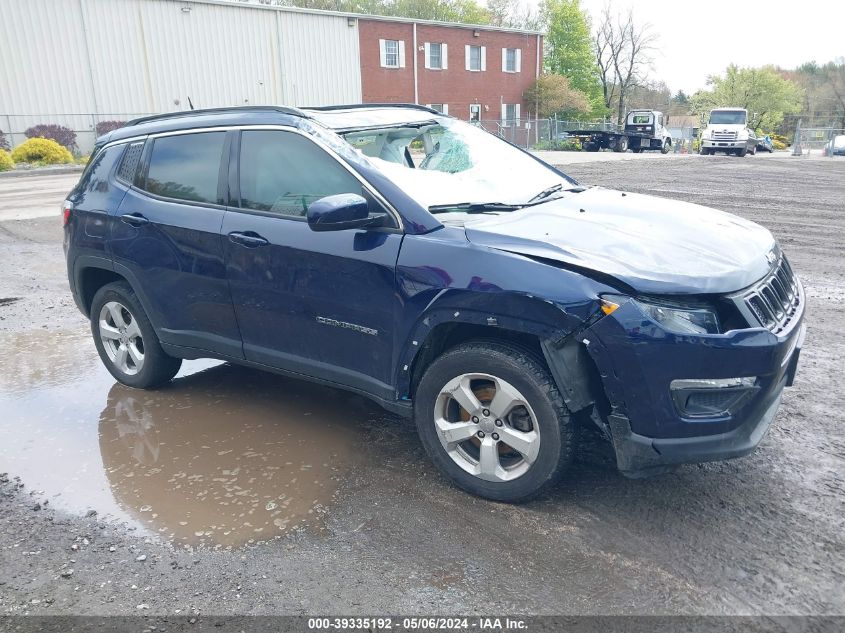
[700,108,757,156]
[623,110,672,153]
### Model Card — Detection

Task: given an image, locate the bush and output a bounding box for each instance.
[533,138,582,151]
[0,150,13,172]
[772,139,787,150]
[24,124,78,152]
[11,138,74,165]
[0,130,9,152]
[95,120,126,136]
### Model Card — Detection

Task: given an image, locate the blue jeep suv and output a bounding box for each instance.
[63,105,805,501]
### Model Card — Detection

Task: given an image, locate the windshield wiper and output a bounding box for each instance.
[527,183,585,204]
[429,202,523,214]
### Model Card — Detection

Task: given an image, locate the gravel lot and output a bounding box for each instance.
[0,154,843,619]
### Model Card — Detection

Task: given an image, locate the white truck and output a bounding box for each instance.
[700,108,758,156]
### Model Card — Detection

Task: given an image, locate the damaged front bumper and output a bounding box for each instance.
[580,297,806,477]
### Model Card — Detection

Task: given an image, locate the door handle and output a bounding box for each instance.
[228,231,269,248]
[120,213,149,227]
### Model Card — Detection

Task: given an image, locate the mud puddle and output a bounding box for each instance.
[0,328,390,547]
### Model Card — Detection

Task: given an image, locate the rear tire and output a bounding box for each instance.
[90,281,182,389]
[414,341,575,503]
[614,136,628,152]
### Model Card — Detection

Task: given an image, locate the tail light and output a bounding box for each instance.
[62,200,73,227]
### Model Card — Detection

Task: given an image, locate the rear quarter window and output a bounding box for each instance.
[116,141,145,185]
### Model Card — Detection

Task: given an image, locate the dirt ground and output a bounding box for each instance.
[0,155,843,619]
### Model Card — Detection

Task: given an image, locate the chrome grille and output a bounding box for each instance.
[744,257,801,334]
[712,131,737,141]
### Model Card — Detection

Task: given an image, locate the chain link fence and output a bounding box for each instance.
[476,118,697,153]
[2,113,155,155]
[3,111,701,155]
[790,124,845,157]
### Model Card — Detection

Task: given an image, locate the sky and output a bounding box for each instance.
[544,0,845,95]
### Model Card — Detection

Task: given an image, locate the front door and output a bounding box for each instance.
[221,129,403,399]
[110,131,243,359]
[470,104,481,123]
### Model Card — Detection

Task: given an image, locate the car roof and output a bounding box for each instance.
[98,104,442,146]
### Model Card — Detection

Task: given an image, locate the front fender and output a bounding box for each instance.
[394,290,591,399]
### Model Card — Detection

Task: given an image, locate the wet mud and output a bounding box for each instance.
[0,329,386,547]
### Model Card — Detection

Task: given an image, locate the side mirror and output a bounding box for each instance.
[306,194,386,232]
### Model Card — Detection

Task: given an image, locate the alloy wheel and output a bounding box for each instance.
[98,301,145,375]
[433,373,540,482]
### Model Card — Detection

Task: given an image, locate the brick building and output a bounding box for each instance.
[358,18,543,125]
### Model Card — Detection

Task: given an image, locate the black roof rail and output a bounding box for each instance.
[301,103,442,116]
[125,105,308,128]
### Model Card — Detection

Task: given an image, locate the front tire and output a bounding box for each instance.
[661,139,671,154]
[414,341,575,503]
[90,281,182,389]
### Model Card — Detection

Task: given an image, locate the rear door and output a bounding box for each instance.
[110,130,243,359]
[221,128,403,399]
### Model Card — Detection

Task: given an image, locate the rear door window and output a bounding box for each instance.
[237,130,364,218]
[143,132,226,204]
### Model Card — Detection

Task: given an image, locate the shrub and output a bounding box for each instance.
[24,124,78,152]
[95,120,126,136]
[533,138,582,151]
[11,138,74,165]
[0,129,9,152]
[0,150,13,172]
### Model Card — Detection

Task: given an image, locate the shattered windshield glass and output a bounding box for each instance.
[339,117,577,212]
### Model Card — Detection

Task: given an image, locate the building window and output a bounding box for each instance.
[427,103,448,115]
[469,103,481,123]
[425,42,447,70]
[502,48,521,73]
[502,103,521,127]
[379,39,405,68]
[465,45,486,72]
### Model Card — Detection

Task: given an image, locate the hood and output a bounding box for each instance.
[462,187,776,295]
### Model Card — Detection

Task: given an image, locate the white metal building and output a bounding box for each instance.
[0,0,364,152]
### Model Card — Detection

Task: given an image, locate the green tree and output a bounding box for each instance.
[280,0,492,23]
[540,0,603,116]
[523,73,590,118]
[691,65,803,131]
[487,0,542,30]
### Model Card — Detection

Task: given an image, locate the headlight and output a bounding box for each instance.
[636,299,720,334]
[701,129,711,140]
[737,131,749,140]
